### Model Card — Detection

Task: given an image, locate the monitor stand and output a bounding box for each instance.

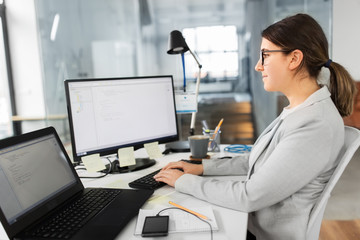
[164,140,190,153]
[104,158,156,174]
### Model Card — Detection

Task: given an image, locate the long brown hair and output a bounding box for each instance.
[262,13,356,117]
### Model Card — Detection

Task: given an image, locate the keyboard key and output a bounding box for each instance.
[27,189,122,239]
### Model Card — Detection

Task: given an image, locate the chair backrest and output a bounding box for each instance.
[306,126,360,240]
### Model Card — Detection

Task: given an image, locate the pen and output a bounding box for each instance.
[201,120,209,131]
[212,118,224,140]
[168,201,209,220]
[210,131,220,149]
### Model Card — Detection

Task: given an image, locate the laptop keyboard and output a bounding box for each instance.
[27,189,122,239]
[128,169,166,190]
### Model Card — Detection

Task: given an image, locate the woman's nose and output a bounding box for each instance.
[254,58,263,72]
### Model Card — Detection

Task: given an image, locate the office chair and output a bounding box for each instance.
[306,126,360,240]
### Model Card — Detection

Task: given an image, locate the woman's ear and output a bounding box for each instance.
[288,49,303,70]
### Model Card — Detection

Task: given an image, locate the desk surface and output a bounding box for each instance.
[0,146,248,240]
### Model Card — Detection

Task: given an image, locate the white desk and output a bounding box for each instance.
[0,146,248,240]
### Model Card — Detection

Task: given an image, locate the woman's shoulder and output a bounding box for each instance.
[282,97,343,133]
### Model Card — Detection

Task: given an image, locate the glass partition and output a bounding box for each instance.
[31,0,332,142]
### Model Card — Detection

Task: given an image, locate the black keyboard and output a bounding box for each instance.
[128,169,166,190]
[27,189,121,239]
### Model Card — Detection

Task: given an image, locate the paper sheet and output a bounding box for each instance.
[175,92,197,113]
[118,147,136,167]
[105,179,127,189]
[134,206,218,235]
[147,188,175,204]
[144,142,163,159]
[81,154,105,172]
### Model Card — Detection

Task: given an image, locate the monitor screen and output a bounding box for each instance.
[64,75,178,162]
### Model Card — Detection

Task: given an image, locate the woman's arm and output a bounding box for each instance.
[154,154,249,187]
[203,155,250,176]
[174,119,342,212]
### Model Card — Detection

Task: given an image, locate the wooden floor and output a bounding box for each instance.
[319,219,360,240]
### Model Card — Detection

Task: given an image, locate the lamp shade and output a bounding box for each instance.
[167,30,189,54]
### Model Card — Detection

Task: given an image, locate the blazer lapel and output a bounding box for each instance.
[247,118,283,178]
[245,87,331,179]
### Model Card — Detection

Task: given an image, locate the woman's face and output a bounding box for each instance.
[255,38,291,92]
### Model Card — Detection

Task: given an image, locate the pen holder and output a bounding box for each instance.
[203,130,221,152]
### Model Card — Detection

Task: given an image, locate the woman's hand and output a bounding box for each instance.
[153,161,203,187]
[153,168,184,187]
[162,161,204,175]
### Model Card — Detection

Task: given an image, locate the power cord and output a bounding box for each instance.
[75,157,112,179]
[156,207,213,240]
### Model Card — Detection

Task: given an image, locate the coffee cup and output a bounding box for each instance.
[188,135,209,159]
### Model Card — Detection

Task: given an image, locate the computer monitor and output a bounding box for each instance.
[64,75,179,172]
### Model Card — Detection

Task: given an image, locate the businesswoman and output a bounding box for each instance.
[154,13,356,239]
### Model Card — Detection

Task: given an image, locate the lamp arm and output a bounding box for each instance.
[188,48,202,135]
[188,49,202,69]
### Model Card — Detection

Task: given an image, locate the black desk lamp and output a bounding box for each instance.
[165,30,202,153]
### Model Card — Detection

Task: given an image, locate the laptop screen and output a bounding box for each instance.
[0,133,77,225]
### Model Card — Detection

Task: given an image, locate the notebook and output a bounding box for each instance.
[0,127,154,240]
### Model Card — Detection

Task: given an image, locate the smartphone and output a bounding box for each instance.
[141,216,169,237]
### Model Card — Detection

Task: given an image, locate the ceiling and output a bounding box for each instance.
[148,0,247,29]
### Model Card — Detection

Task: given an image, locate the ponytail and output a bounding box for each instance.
[327,61,357,117]
[261,13,357,117]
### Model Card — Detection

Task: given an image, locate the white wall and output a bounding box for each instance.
[6,0,45,117]
[333,0,360,81]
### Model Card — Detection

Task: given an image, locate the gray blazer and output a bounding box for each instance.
[175,86,344,240]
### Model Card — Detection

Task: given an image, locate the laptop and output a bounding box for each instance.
[0,127,154,240]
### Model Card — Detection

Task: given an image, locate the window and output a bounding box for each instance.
[183,26,239,85]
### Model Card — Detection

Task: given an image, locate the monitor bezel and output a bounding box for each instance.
[64,75,179,162]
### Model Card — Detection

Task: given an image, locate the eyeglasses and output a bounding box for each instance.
[260,49,293,66]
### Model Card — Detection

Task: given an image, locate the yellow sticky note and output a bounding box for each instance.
[81,154,106,173]
[105,179,127,189]
[118,147,136,167]
[144,142,163,159]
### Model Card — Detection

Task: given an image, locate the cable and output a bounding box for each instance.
[72,162,81,167]
[75,157,112,179]
[224,144,252,153]
[156,207,213,240]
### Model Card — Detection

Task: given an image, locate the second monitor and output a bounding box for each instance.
[64,75,179,172]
